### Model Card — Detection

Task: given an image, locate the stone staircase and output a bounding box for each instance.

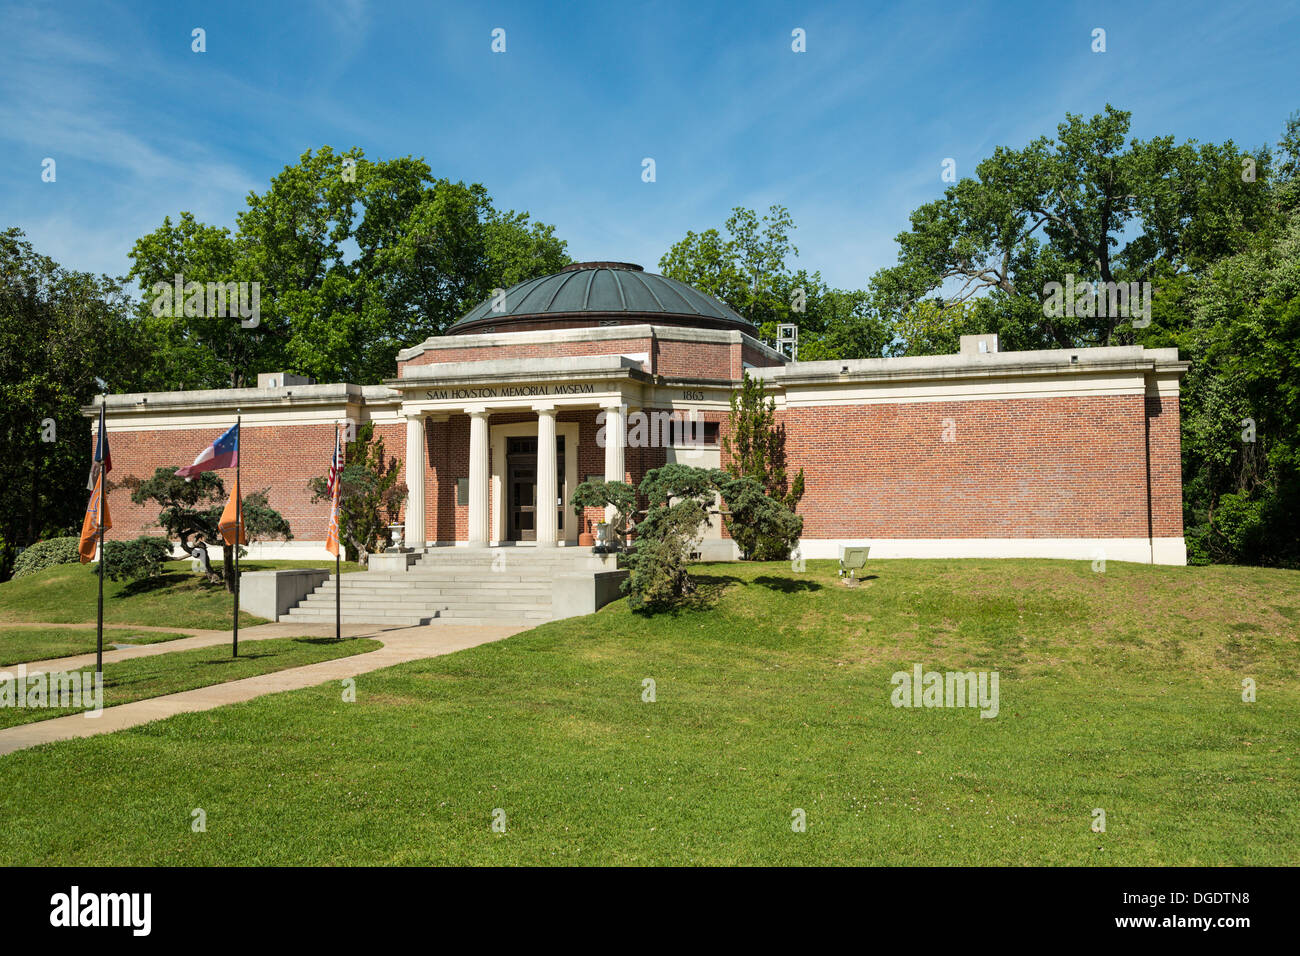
[282,547,612,627]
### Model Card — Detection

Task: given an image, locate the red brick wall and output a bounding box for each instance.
[400,338,652,373]
[653,340,731,378]
[426,415,469,543]
[399,334,784,382]
[1146,395,1183,537]
[98,423,338,545]
[782,396,1163,539]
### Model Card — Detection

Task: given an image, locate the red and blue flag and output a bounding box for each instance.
[177,423,239,478]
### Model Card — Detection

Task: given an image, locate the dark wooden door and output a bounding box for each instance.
[507,437,537,541]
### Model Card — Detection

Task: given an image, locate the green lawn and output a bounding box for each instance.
[0,559,363,628]
[0,626,191,666]
[0,558,1297,865]
[0,636,380,729]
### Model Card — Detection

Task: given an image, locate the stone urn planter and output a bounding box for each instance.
[386,522,407,552]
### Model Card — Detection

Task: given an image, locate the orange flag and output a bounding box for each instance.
[78,474,112,563]
[324,489,341,556]
[219,478,248,546]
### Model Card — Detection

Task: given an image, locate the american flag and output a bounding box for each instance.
[326,427,344,499]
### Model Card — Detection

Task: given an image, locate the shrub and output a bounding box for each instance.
[570,478,638,544]
[717,475,803,561]
[624,464,726,611]
[11,536,81,578]
[624,498,709,610]
[100,536,175,582]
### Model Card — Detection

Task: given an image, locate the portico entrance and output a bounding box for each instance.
[505,436,568,542]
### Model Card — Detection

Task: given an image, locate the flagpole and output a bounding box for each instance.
[95,391,106,678]
[233,410,241,659]
[340,421,345,647]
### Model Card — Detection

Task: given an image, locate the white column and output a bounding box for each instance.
[468,409,490,546]
[536,406,558,547]
[404,412,425,549]
[603,402,625,524]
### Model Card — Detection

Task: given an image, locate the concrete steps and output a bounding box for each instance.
[281,547,611,627]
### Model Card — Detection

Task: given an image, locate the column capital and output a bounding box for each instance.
[465,406,490,418]
[532,403,558,415]
[402,409,424,421]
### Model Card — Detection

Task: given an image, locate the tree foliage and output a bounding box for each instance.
[623,464,728,611]
[128,467,292,590]
[308,422,406,565]
[128,147,569,389]
[11,536,81,579]
[1178,176,1300,565]
[100,536,174,582]
[659,205,888,358]
[569,478,638,543]
[872,104,1274,351]
[723,372,804,513]
[716,474,804,561]
[0,228,151,580]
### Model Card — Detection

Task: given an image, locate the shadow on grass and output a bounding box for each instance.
[113,573,191,598]
[199,652,273,666]
[752,575,823,593]
[630,573,743,617]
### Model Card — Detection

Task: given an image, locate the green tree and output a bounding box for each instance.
[660,206,884,358]
[870,105,1273,351]
[1179,177,1300,566]
[624,464,727,611]
[129,147,570,389]
[723,372,804,513]
[128,467,292,590]
[872,105,1300,568]
[0,229,151,580]
[308,422,407,565]
[716,474,804,561]
[570,478,638,546]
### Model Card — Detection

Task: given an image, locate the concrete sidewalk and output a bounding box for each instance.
[0,622,520,757]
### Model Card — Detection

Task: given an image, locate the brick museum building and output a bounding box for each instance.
[87,261,1190,568]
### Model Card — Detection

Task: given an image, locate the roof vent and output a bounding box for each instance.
[959,334,998,356]
[257,372,313,389]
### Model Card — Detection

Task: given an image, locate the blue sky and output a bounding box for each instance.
[2,0,1297,292]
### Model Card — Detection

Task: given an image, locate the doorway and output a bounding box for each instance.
[506,437,537,541]
[505,435,566,542]
[491,422,579,545]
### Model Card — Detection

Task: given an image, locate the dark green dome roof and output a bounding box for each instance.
[449,262,753,335]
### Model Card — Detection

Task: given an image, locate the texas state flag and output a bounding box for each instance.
[177,423,239,478]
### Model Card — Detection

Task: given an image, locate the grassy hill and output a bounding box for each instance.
[0,558,1296,865]
[0,559,363,628]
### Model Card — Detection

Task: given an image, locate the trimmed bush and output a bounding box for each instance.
[717,475,803,561]
[100,536,175,582]
[11,537,81,578]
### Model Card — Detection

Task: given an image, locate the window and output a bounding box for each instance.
[456,478,468,506]
[668,420,720,447]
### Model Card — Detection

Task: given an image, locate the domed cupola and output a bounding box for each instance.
[448,261,753,335]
